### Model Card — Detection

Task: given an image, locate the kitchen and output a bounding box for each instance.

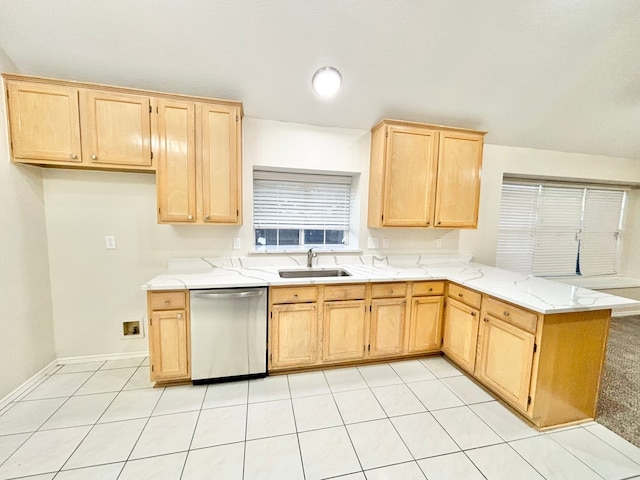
[2,2,640,479]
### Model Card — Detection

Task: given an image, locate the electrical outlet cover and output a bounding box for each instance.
[367,237,379,249]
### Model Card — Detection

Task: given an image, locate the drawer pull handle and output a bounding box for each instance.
[503,311,510,317]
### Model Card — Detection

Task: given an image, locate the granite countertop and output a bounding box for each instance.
[142,253,640,315]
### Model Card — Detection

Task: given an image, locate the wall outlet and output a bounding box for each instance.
[232,237,241,249]
[367,237,379,249]
[382,238,390,249]
[436,238,442,249]
[105,235,116,250]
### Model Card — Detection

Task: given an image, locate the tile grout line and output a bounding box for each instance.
[285,374,307,480]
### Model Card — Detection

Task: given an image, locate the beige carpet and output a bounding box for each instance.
[596,315,640,447]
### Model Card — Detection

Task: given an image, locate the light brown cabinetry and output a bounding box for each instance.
[476,297,537,412]
[408,281,445,353]
[80,90,152,169]
[323,300,367,362]
[441,284,480,373]
[369,283,407,357]
[147,290,190,383]
[269,286,319,369]
[4,76,154,171]
[154,100,242,224]
[368,119,485,229]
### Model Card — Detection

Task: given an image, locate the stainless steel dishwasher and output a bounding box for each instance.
[189,287,268,384]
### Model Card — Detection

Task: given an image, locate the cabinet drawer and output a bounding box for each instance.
[149,291,187,310]
[412,281,445,296]
[271,286,318,304]
[484,297,538,334]
[324,284,367,301]
[447,283,481,309]
[371,282,407,298]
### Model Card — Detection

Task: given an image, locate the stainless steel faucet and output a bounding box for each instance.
[307,248,317,268]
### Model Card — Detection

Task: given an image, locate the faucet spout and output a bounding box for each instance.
[307,248,317,268]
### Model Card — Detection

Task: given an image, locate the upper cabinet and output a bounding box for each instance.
[368,119,485,229]
[3,74,243,225]
[80,90,152,169]
[154,100,242,225]
[4,76,154,171]
[6,81,83,164]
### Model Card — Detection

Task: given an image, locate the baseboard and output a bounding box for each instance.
[0,351,149,411]
[0,359,59,411]
[56,350,148,365]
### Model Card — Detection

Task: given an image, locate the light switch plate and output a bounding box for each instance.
[232,237,241,249]
[436,239,442,249]
[367,237,379,249]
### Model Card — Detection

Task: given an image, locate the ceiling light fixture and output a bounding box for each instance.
[311,66,342,98]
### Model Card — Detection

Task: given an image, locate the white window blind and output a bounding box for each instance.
[496,181,625,277]
[253,170,352,230]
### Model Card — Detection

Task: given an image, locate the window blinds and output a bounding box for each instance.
[496,181,625,277]
[253,170,352,230]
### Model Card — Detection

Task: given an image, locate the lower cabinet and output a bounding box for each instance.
[147,290,190,383]
[476,315,535,412]
[369,298,406,357]
[441,297,479,373]
[408,281,445,353]
[270,303,318,368]
[322,300,367,362]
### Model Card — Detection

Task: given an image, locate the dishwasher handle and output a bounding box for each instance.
[193,290,264,300]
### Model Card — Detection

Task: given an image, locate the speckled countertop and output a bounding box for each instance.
[142,253,640,315]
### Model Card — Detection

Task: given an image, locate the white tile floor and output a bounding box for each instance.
[0,356,639,480]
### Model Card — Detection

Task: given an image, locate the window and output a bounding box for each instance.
[253,170,353,249]
[496,180,626,277]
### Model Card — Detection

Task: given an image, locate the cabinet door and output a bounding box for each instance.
[155,99,197,223]
[199,103,241,224]
[369,298,406,357]
[323,300,367,363]
[382,126,437,227]
[270,303,318,369]
[408,296,444,353]
[442,298,479,373]
[81,90,152,169]
[434,131,483,228]
[477,315,535,412]
[149,309,190,381]
[6,81,82,163]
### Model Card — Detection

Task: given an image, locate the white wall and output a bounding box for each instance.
[0,51,56,398]
[42,118,640,358]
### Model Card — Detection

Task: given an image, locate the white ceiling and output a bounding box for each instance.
[1,0,639,159]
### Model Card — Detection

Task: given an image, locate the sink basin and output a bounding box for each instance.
[278,268,352,278]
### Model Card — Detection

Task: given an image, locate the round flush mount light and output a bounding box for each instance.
[311,66,342,97]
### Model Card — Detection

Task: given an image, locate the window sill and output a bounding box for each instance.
[553,275,640,290]
[248,247,363,255]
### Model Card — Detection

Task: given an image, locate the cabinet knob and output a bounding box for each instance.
[428,288,433,292]
[164,300,170,305]
[293,294,298,298]
[484,317,489,322]
[426,222,430,226]
[389,290,394,295]
[69,153,77,159]
[437,221,441,225]
[205,215,210,220]
[458,293,464,298]
[503,311,510,317]
[471,311,477,317]
[91,154,97,160]
[187,215,193,220]
[177,313,182,319]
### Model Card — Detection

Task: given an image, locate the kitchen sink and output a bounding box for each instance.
[278,268,352,278]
